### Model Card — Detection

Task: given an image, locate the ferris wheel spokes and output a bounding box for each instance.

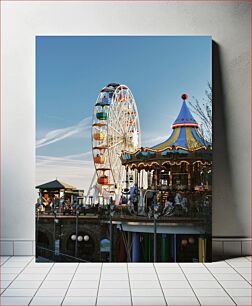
[91,83,141,203]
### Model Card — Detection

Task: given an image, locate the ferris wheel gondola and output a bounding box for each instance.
[91,83,141,204]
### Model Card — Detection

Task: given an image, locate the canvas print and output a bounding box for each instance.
[36,36,212,262]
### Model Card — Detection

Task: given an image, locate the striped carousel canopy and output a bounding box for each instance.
[151,94,209,152]
[120,94,211,163]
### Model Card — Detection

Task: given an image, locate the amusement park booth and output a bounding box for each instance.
[36,179,84,213]
[119,94,212,262]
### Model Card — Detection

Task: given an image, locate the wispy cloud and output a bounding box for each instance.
[36,152,94,190]
[37,151,92,164]
[36,116,92,149]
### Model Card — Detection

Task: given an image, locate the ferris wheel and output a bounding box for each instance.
[91,83,141,203]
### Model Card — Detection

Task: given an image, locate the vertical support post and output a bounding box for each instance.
[74,210,79,259]
[119,235,127,262]
[153,218,157,262]
[173,233,177,262]
[36,209,38,258]
[109,210,112,262]
[198,237,206,263]
[132,232,140,262]
[127,232,131,262]
[198,237,202,262]
[53,196,57,262]
[53,214,56,261]
[144,233,150,262]
[203,238,206,262]
[126,167,129,186]
[161,234,169,262]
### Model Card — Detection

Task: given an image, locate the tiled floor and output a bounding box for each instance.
[0,256,251,305]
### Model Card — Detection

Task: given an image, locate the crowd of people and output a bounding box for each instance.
[162,191,210,217]
[128,186,211,218]
[36,194,76,215]
[36,187,211,219]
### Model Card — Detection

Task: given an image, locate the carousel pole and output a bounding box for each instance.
[188,163,192,190]
[135,169,138,189]
[154,170,158,190]
[147,171,151,188]
[169,168,173,189]
[139,169,141,189]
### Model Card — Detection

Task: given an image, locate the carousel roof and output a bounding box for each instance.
[172,100,199,128]
[151,94,209,151]
[121,94,211,164]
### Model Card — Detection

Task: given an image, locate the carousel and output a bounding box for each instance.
[118,94,212,262]
[121,93,212,215]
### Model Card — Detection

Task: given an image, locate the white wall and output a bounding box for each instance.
[1,1,251,251]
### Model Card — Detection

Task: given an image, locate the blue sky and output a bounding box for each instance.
[36,36,212,189]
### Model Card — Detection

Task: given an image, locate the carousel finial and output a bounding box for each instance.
[181,93,188,101]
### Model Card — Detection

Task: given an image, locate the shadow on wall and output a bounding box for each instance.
[212,41,243,237]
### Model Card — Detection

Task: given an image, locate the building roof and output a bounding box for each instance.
[36,179,76,190]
